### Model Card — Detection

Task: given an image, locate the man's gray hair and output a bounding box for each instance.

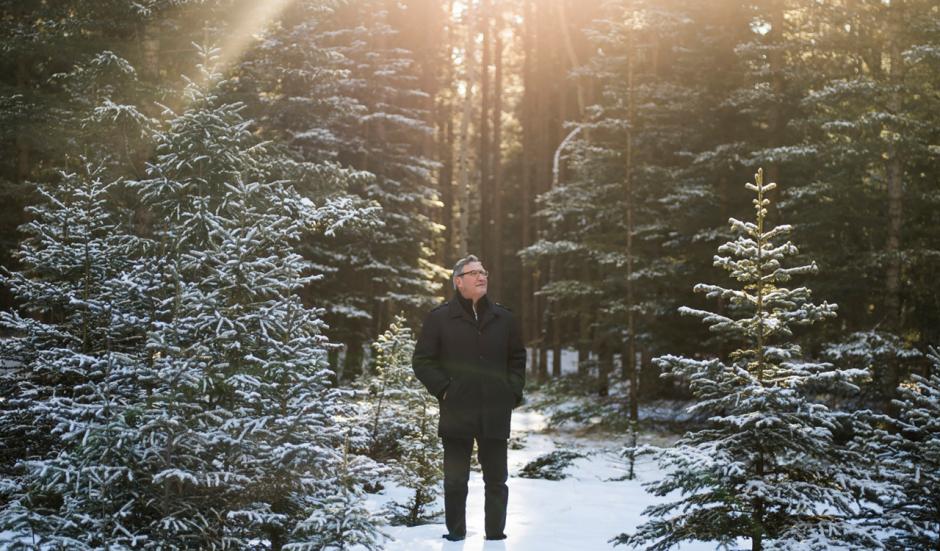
[452,254,480,290]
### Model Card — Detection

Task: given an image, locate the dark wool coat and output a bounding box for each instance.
[412,295,526,439]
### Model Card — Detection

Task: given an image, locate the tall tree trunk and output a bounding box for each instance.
[521,0,535,371]
[479,0,492,262]
[884,1,904,330]
[456,3,476,256]
[343,335,364,382]
[140,23,161,83]
[557,0,584,114]
[597,337,611,397]
[413,0,442,160]
[551,311,561,377]
[439,0,456,262]
[532,0,556,383]
[883,0,905,404]
[578,264,591,376]
[622,339,638,480]
[15,59,30,183]
[491,2,504,299]
[624,30,638,426]
[766,0,785,186]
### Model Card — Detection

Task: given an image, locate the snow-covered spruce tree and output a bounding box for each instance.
[866,346,940,549]
[823,331,922,407]
[615,169,881,550]
[387,397,444,527]
[243,0,445,379]
[358,315,442,526]
[772,0,940,397]
[360,315,424,458]
[0,165,154,548]
[54,49,157,179]
[289,433,386,551]
[128,45,382,550]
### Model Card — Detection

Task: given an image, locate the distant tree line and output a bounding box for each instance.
[520,0,939,416]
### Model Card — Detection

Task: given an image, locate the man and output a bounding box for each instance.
[412,255,526,542]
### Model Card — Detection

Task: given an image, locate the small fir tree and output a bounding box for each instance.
[866,346,940,549]
[287,434,387,551]
[361,315,424,457]
[615,169,881,550]
[359,315,443,526]
[387,403,444,527]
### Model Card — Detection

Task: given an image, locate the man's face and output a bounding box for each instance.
[454,261,488,302]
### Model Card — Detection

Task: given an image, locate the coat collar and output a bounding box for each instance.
[449,293,500,328]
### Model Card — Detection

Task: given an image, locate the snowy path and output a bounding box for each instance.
[367,408,717,551]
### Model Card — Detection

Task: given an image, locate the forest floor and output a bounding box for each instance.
[366,403,727,551]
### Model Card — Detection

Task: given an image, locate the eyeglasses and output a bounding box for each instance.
[456,269,489,278]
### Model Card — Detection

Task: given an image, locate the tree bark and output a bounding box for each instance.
[532,0,555,383]
[439,0,457,262]
[479,0,492,262]
[343,335,364,382]
[766,0,785,186]
[491,2,504,299]
[884,0,904,332]
[624,29,638,424]
[578,263,592,377]
[883,0,905,405]
[455,2,476,256]
[520,0,534,365]
[140,23,161,82]
[597,337,612,397]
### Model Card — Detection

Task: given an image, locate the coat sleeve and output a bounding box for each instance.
[507,313,526,407]
[412,310,451,400]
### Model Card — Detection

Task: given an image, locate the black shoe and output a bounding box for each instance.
[485,534,507,540]
[442,533,466,542]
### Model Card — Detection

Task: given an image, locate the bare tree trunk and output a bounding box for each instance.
[4,55,33,312]
[578,266,591,377]
[532,0,554,384]
[15,62,30,184]
[141,23,160,82]
[456,3,476,256]
[621,339,638,480]
[343,335,365,382]
[413,0,443,160]
[884,0,904,331]
[557,0,584,114]
[624,30,638,429]
[551,313,562,377]
[598,337,612,397]
[521,0,534,370]
[439,0,456,262]
[538,343,548,383]
[491,2,504,299]
[883,0,905,405]
[479,0,492,262]
[766,0,785,186]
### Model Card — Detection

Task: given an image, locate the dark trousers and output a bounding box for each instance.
[442,436,508,538]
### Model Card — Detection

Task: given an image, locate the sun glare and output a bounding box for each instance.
[215,0,296,74]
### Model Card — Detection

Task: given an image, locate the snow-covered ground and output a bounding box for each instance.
[364,408,731,551]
